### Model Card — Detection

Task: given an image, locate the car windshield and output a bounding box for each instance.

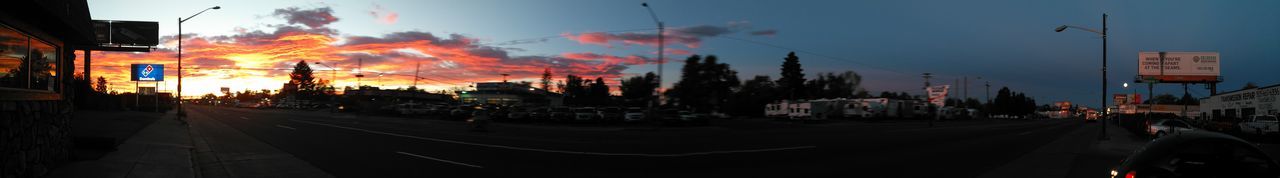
[51,1,1280,177]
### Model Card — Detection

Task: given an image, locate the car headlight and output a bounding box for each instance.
[1110,170,1118,178]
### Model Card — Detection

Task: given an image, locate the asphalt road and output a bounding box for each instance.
[187,105,1085,177]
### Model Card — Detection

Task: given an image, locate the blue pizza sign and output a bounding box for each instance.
[130,64,164,81]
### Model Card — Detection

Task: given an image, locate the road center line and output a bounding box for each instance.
[276,125,297,130]
[289,119,816,157]
[240,117,249,120]
[395,151,484,168]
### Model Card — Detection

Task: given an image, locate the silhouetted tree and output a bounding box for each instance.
[667,55,739,112]
[95,76,108,92]
[1243,82,1259,90]
[777,52,806,100]
[287,60,318,100]
[589,77,611,105]
[1177,93,1198,105]
[1144,94,1179,105]
[541,68,553,91]
[563,75,588,106]
[727,76,778,116]
[620,72,657,106]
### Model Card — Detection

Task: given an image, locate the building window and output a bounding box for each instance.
[0,24,59,92]
[30,38,56,91]
[0,25,27,89]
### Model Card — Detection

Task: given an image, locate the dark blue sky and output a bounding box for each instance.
[89,0,1280,106]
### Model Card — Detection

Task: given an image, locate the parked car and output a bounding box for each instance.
[506,108,530,122]
[528,107,550,121]
[624,107,646,122]
[1147,119,1196,139]
[1239,115,1280,136]
[597,107,624,122]
[573,107,599,122]
[1205,116,1244,133]
[1110,131,1280,178]
[450,106,476,120]
[660,109,709,126]
[549,107,573,121]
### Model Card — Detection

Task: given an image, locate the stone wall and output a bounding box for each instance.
[1,100,72,178]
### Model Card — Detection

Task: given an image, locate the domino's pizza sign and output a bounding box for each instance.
[130,64,163,81]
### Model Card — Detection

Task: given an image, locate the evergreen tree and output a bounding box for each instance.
[95,76,108,92]
[288,60,317,99]
[777,52,806,100]
[541,68,553,91]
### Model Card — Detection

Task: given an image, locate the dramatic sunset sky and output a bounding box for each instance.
[82,0,1279,107]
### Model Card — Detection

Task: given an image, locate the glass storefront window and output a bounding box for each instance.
[30,39,56,91]
[0,25,27,89]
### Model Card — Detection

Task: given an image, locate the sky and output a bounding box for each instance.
[80,0,1280,108]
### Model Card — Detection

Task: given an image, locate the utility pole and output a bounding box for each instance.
[413,61,420,89]
[985,81,991,103]
[923,73,934,127]
[356,58,364,88]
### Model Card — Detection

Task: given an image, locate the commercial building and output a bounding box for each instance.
[1,1,95,177]
[1199,83,1280,120]
[458,82,562,106]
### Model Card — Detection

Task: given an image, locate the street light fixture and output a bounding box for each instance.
[641,2,664,122]
[177,5,221,117]
[1055,13,1108,140]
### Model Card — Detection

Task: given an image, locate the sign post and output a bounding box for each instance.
[131,64,164,112]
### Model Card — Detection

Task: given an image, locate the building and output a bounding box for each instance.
[1,1,95,177]
[1199,83,1280,120]
[458,82,562,106]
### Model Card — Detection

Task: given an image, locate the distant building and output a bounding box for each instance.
[344,88,453,103]
[1199,83,1280,120]
[458,82,562,106]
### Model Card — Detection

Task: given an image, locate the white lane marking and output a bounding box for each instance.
[240,117,250,120]
[276,125,297,130]
[289,119,816,157]
[395,151,484,168]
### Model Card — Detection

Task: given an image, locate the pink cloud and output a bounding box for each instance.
[370,3,399,25]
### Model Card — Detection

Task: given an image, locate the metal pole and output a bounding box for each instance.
[1099,13,1109,140]
[177,17,184,117]
[413,61,420,89]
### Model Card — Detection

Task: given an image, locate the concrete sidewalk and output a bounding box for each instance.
[46,108,332,178]
[47,111,195,178]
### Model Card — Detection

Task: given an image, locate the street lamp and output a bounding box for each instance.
[177,5,220,117]
[641,2,664,122]
[1055,13,1108,140]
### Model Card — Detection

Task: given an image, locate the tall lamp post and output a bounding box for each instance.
[641,3,664,121]
[178,6,221,117]
[1055,13,1108,140]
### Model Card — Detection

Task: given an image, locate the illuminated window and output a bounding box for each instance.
[0,24,27,89]
[0,23,59,91]
[30,38,56,91]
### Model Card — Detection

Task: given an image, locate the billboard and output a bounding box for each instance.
[130,64,164,81]
[92,20,160,46]
[1138,52,1220,82]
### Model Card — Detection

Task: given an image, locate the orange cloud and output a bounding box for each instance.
[78,6,665,97]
